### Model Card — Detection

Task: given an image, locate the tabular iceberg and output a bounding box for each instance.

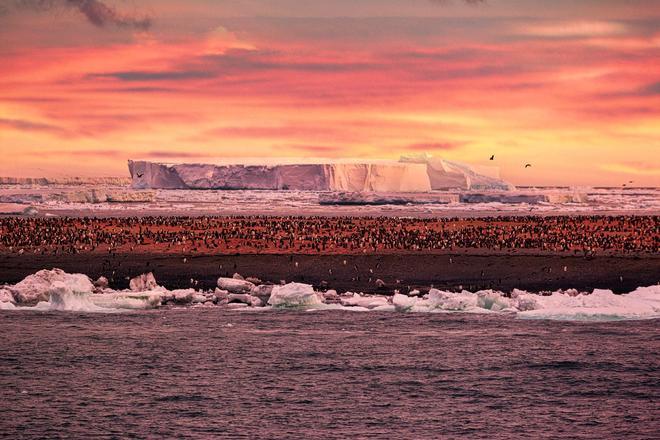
[128,156,513,192]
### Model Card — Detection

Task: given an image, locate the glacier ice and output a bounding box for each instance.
[128,156,512,192]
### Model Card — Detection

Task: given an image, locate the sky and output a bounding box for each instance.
[0,0,659,186]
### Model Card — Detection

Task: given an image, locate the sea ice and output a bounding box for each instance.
[1,269,658,321]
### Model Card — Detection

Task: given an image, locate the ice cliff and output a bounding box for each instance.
[129,157,513,192]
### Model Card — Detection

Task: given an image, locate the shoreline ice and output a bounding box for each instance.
[1,269,658,321]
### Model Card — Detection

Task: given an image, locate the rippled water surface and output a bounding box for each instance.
[1,310,658,439]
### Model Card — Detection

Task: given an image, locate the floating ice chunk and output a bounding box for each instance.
[191,293,208,303]
[228,293,263,307]
[251,284,274,303]
[158,289,196,305]
[0,301,17,310]
[94,276,109,289]
[267,283,324,308]
[392,293,419,312]
[46,282,106,312]
[217,277,255,293]
[0,287,15,304]
[426,289,479,311]
[129,273,159,292]
[89,292,163,310]
[227,303,249,309]
[476,290,513,311]
[9,268,94,304]
[519,287,660,321]
[322,290,341,302]
[341,293,389,309]
[372,304,397,312]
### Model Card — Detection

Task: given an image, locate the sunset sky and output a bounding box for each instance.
[1,0,659,186]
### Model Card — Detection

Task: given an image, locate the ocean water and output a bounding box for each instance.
[1,310,658,439]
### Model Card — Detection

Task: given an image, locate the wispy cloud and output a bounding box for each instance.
[406,141,468,151]
[11,0,151,29]
[600,162,660,176]
[0,117,65,134]
[637,81,660,96]
[144,151,216,159]
[287,144,343,153]
[87,71,214,82]
[429,0,486,5]
[516,21,627,38]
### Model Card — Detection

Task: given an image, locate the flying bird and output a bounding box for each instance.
[137,173,144,178]
[490,155,495,160]
[524,164,532,168]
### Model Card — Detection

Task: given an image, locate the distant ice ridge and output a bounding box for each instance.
[128,155,513,192]
[0,177,131,187]
[0,189,155,204]
[320,191,588,205]
[1,269,658,321]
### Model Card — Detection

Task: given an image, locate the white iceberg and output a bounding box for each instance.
[8,268,94,304]
[128,156,512,192]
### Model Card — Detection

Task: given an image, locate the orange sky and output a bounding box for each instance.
[0,0,659,186]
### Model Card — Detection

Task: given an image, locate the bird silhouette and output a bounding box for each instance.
[524,164,532,168]
[490,155,495,160]
[137,173,144,178]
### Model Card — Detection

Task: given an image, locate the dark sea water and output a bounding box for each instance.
[0,310,658,439]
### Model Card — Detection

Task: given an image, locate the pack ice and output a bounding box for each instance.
[2,269,658,321]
